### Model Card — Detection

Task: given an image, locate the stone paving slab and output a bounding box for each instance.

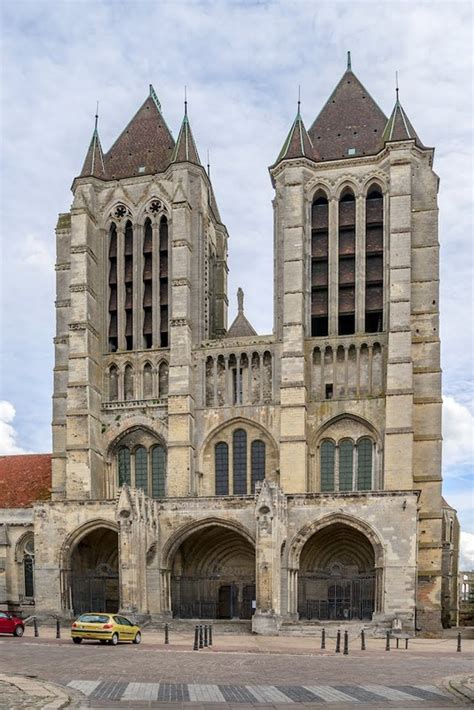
[0,674,71,709]
[66,679,457,705]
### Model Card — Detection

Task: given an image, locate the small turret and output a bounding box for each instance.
[170,95,201,165]
[79,109,106,179]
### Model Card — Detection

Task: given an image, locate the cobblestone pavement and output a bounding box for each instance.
[0,633,472,709]
[0,673,70,709]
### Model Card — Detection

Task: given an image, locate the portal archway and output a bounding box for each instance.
[67,526,119,615]
[297,523,377,621]
[170,524,255,620]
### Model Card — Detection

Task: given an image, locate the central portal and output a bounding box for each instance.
[171,524,255,619]
[69,527,119,616]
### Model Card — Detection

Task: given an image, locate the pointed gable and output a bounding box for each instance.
[80,126,106,179]
[308,67,387,161]
[171,110,201,165]
[382,97,424,147]
[105,85,175,179]
[277,111,318,163]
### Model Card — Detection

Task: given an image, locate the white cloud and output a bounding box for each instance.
[0,401,27,455]
[460,531,474,570]
[442,395,474,473]
[20,233,55,269]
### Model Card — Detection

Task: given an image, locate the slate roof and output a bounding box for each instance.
[0,454,52,508]
[308,68,388,161]
[276,109,319,163]
[80,120,107,179]
[104,85,175,180]
[171,107,201,165]
[226,288,257,338]
[382,95,424,147]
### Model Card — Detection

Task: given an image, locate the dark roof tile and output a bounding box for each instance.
[0,454,52,508]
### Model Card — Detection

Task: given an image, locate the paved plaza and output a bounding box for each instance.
[0,628,472,708]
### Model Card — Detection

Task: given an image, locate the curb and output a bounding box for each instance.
[0,672,72,709]
[442,674,474,704]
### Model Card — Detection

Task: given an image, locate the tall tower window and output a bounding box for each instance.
[118,447,131,486]
[124,220,134,350]
[159,216,169,348]
[233,429,247,495]
[215,442,229,495]
[339,440,354,491]
[320,440,335,492]
[143,218,153,348]
[365,187,384,332]
[151,445,166,497]
[338,189,356,335]
[251,439,266,492]
[357,437,373,490]
[135,446,148,494]
[108,223,118,352]
[311,192,329,336]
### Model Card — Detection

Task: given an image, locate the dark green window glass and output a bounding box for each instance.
[135,446,148,494]
[339,440,354,491]
[251,440,265,492]
[233,429,247,494]
[151,445,166,497]
[215,442,229,495]
[357,438,373,490]
[118,447,131,487]
[320,440,335,492]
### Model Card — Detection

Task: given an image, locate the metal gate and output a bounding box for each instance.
[71,565,119,616]
[172,577,255,619]
[300,573,375,620]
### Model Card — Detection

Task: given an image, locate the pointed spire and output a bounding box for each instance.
[276,92,318,163]
[80,106,106,179]
[226,288,257,338]
[382,82,424,147]
[170,94,201,165]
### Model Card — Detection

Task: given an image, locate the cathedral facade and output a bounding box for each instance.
[1,58,454,634]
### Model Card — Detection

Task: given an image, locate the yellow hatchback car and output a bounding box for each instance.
[71,613,141,646]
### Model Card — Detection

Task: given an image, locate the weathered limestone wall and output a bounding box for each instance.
[0,509,34,612]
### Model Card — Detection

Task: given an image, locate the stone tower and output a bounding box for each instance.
[32,59,445,634]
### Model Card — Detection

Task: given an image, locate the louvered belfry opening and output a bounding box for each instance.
[311,192,329,336]
[338,189,356,335]
[143,218,153,348]
[171,525,256,620]
[159,216,169,347]
[108,223,118,352]
[298,523,376,621]
[365,188,384,332]
[124,220,134,350]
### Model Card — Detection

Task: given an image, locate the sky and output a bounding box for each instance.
[0,1,473,564]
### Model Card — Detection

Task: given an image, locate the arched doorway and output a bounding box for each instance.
[171,525,255,620]
[69,527,119,615]
[298,523,376,621]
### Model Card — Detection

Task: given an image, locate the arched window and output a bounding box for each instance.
[143,217,153,348]
[233,429,247,494]
[135,446,148,494]
[23,538,35,598]
[159,216,169,347]
[365,187,384,333]
[143,363,153,398]
[109,365,118,401]
[251,440,265,492]
[320,440,335,492]
[339,440,354,491]
[158,361,169,397]
[338,189,356,335]
[124,364,134,400]
[108,223,118,352]
[124,220,134,350]
[152,445,166,497]
[215,442,229,495]
[357,438,373,490]
[311,192,329,336]
[118,447,131,486]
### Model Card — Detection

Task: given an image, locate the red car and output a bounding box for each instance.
[0,611,24,637]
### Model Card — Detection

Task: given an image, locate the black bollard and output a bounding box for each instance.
[457,632,461,652]
[164,623,169,645]
[385,631,390,651]
[193,625,199,651]
[361,629,366,651]
[204,624,208,647]
[209,624,213,647]
[396,637,399,649]
[405,637,409,650]
[335,629,341,653]
[56,618,61,639]
[33,618,38,637]
[321,628,326,650]
[199,624,204,649]
[343,630,349,656]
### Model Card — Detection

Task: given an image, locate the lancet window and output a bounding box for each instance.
[365,187,384,332]
[124,220,134,350]
[311,192,329,337]
[338,189,356,335]
[143,218,153,348]
[159,216,169,348]
[214,433,267,496]
[319,437,375,492]
[116,443,167,497]
[108,223,118,352]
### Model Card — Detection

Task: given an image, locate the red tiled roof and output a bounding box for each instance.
[0,454,52,508]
